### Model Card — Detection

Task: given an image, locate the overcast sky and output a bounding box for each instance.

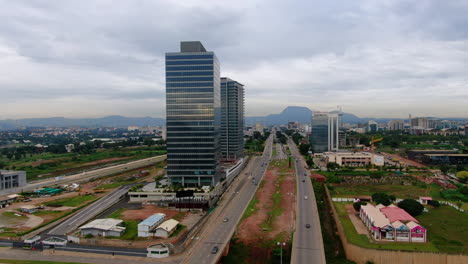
[1,0,467,119]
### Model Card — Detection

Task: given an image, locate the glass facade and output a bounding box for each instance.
[165,42,221,187]
[220,77,245,161]
[310,112,329,153]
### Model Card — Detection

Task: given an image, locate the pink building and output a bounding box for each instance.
[359,204,427,242]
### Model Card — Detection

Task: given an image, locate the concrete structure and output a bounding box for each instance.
[407,150,458,163]
[360,204,426,242]
[20,205,40,214]
[79,218,126,237]
[154,219,179,238]
[388,120,404,131]
[328,111,342,151]
[42,237,67,247]
[422,154,468,165]
[138,213,166,237]
[220,77,245,161]
[165,41,221,187]
[324,152,384,167]
[0,170,26,192]
[147,243,170,258]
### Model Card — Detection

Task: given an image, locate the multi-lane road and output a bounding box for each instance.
[289,139,326,264]
[0,155,166,196]
[183,135,274,264]
[47,185,132,236]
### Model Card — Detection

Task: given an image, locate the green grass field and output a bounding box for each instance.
[333,202,439,252]
[44,195,95,207]
[329,183,442,200]
[121,220,138,240]
[1,147,166,181]
[416,206,468,254]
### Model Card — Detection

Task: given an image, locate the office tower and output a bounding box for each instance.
[165,41,221,187]
[328,111,341,151]
[220,77,245,161]
[367,120,378,133]
[311,112,329,153]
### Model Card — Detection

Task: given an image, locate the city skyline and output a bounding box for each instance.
[1,1,468,119]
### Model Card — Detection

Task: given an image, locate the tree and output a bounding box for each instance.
[353,201,367,211]
[397,199,424,217]
[327,162,340,172]
[456,171,468,183]
[440,164,451,174]
[456,164,465,172]
[371,192,395,206]
[299,143,310,156]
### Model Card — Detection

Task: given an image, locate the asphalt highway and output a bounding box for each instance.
[183,135,274,264]
[289,139,326,264]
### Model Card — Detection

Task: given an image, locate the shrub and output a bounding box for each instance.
[353,201,367,211]
[398,199,424,216]
[428,200,440,208]
[84,234,93,239]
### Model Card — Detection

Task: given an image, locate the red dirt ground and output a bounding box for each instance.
[235,160,296,263]
[121,204,186,221]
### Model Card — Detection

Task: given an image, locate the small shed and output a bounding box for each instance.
[79,218,126,237]
[20,205,39,214]
[154,219,179,238]
[147,243,170,258]
[419,197,432,205]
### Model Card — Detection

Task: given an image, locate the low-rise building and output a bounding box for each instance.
[422,154,468,165]
[20,205,40,214]
[138,213,166,237]
[407,150,458,163]
[324,152,384,167]
[79,218,126,237]
[154,219,179,238]
[359,204,426,242]
[0,170,27,193]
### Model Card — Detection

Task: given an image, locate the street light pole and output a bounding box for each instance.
[277,242,286,264]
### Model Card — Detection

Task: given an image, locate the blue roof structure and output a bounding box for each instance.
[139,213,166,227]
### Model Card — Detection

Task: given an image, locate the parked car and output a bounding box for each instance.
[305,224,311,228]
[223,217,229,222]
[304,196,308,200]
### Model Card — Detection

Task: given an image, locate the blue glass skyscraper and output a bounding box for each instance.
[165,41,221,187]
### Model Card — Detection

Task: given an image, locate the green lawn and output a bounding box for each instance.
[121,220,138,240]
[0,260,88,264]
[241,197,259,221]
[97,181,133,189]
[44,195,95,207]
[170,224,186,238]
[329,184,442,200]
[333,202,439,252]
[108,208,125,219]
[416,206,468,254]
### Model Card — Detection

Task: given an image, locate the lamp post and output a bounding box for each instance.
[277,242,286,264]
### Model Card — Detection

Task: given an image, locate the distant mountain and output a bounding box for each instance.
[0,115,165,129]
[246,106,312,126]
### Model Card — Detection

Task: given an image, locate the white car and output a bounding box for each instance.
[304,196,308,200]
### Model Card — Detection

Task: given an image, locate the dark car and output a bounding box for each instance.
[305,224,311,228]
[212,246,219,254]
[302,179,305,182]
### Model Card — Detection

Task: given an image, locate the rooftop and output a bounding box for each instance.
[380,206,419,224]
[80,218,124,231]
[156,219,179,232]
[139,213,166,227]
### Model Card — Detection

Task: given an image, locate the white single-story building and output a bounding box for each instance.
[154,219,179,238]
[79,218,126,237]
[138,213,166,237]
[147,243,170,258]
[20,205,40,214]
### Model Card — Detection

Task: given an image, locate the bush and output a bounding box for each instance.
[428,200,440,208]
[353,201,367,211]
[84,234,93,238]
[398,199,424,217]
